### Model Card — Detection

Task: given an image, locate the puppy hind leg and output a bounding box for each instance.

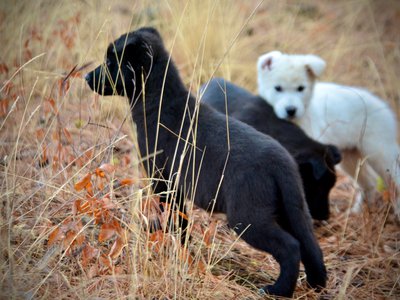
[238,223,301,298]
[281,205,326,290]
[289,217,326,290]
[363,144,400,218]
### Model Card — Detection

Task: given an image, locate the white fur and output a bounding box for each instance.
[257,51,400,217]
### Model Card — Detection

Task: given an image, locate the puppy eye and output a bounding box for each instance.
[297,85,305,92]
[274,86,282,92]
[106,59,112,67]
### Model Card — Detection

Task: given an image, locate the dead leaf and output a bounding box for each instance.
[204,221,217,247]
[82,244,99,267]
[48,226,64,246]
[63,231,76,253]
[99,255,112,269]
[85,181,93,196]
[74,173,92,191]
[87,263,99,279]
[0,63,9,74]
[120,178,135,186]
[35,128,45,141]
[109,237,126,259]
[98,222,117,243]
[63,128,73,144]
[0,98,9,117]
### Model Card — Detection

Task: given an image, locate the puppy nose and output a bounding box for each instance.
[286,106,297,117]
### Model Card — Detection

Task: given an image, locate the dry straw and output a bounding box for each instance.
[0,0,399,299]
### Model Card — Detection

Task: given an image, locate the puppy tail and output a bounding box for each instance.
[278,168,327,290]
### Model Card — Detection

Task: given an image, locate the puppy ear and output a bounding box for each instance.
[304,55,326,78]
[299,158,327,180]
[138,27,161,37]
[258,51,282,71]
[310,158,327,180]
[326,145,342,165]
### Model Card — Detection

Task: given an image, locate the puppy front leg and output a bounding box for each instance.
[339,149,378,212]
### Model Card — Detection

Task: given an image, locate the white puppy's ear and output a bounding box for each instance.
[258,51,282,71]
[304,55,326,78]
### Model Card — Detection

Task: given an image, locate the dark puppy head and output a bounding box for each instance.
[85,27,165,99]
[297,144,341,220]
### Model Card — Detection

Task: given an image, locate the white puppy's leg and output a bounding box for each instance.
[362,142,400,218]
[339,149,379,213]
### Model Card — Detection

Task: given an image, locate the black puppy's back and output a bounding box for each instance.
[201,78,341,220]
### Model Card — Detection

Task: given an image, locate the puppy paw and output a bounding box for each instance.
[350,189,364,214]
[259,284,293,298]
[306,273,326,291]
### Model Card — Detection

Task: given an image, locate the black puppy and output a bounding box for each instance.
[200,78,342,220]
[85,27,326,297]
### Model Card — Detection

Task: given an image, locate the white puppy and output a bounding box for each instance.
[257,50,400,217]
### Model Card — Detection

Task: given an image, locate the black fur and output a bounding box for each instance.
[85,27,326,297]
[200,78,341,220]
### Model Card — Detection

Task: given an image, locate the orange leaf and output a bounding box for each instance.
[84,149,94,160]
[179,248,206,274]
[48,97,56,110]
[35,128,45,141]
[3,82,13,95]
[62,231,76,253]
[94,169,105,178]
[114,265,124,275]
[0,63,8,74]
[52,130,60,142]
[122,155,131,166]
[149,230,164,242]
[99,255,112,269]
[72,199,81,215]
[109,237,126,259]
[95,163,115,178]
[79,200,91,214]
[71,71,81,78]
[52,156,59,171]
[180,247,193,265]
[87,263,99,279]
[74,220,85,247]
[0,99,9,117]
[98,222,117,243]
[100,195,116,210]
[204,221,217,247]
[85,181,93,196]
[111,219,123,235]
[39,144,48,167]
[48,227,64,246]
[178,210,189,221]
[43,97,58,115]
[58,78,70,97]
[82,244,99,267]
[97,180,104,190]
[120,178,135,186]
[196,260,206,274]
[149,230,166,253]
[76,149,94,167]
[74,173,92,191]
[382,190,391,203]
[63,128,73,144]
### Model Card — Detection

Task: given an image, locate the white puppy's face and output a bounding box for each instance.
[257,51,326,119]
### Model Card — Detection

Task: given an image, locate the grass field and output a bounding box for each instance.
[1,0,399,299]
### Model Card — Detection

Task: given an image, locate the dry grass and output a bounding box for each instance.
[0,0,399,299]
